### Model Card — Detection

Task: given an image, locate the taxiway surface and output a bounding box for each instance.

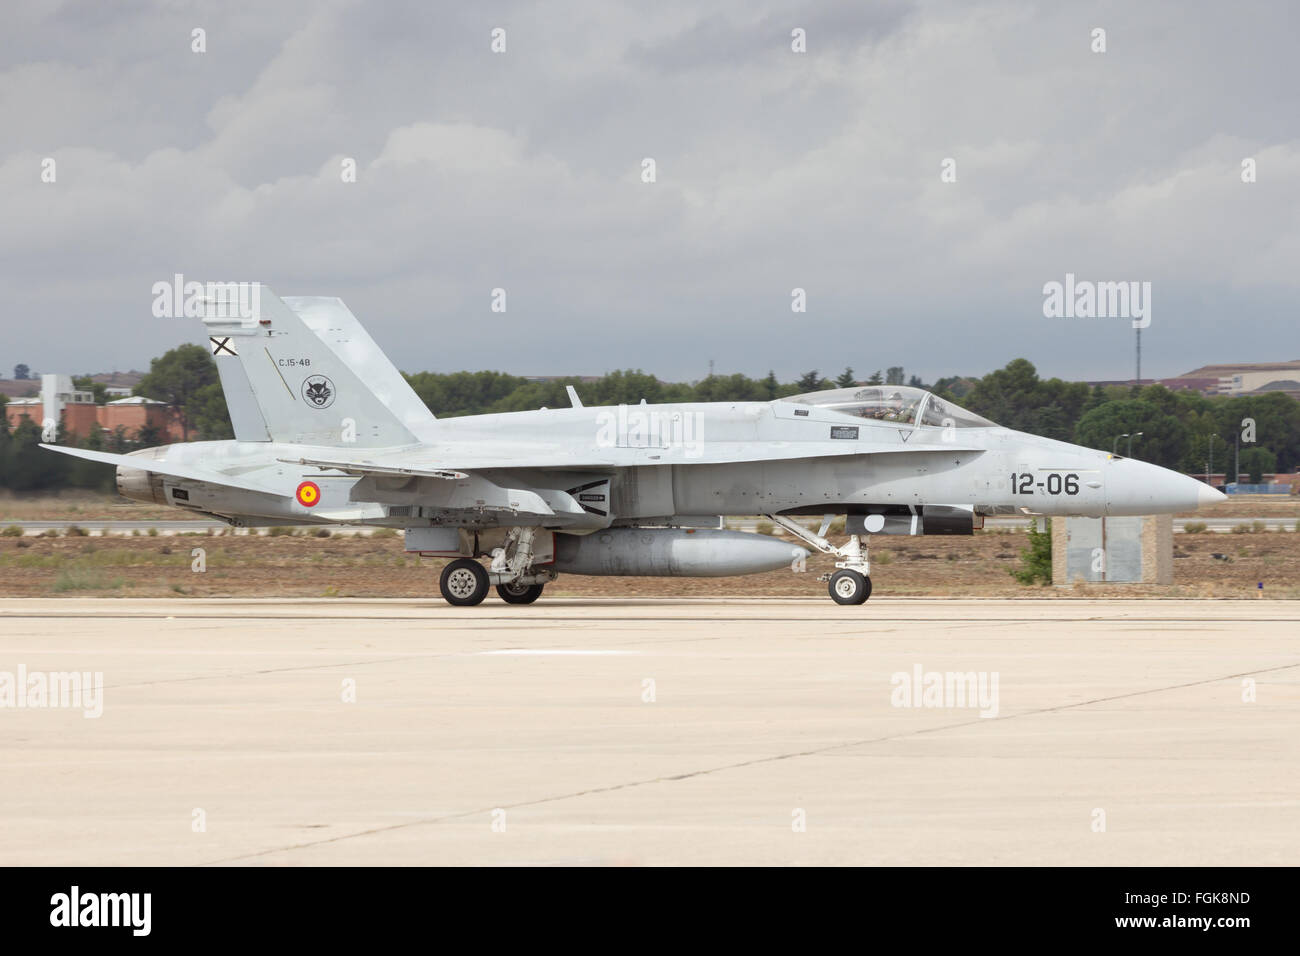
[0,598,1296,866]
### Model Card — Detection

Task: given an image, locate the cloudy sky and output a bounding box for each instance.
[2,0,1297,386]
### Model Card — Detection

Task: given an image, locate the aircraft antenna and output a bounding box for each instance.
[1134,327,1141,387]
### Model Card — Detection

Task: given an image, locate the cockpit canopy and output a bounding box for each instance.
[785,385,995,428]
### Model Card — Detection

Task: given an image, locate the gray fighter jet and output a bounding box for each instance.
[44,289,1225,605]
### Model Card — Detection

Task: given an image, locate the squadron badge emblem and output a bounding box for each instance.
[301,375,336,409]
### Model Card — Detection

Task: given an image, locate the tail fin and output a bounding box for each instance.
[203,287,437,447]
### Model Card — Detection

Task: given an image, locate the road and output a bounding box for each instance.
[0,597,1296,865]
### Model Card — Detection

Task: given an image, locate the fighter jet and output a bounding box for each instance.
[43,289,1225,605]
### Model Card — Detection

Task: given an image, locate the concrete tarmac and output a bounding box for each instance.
[0,597,1296,866]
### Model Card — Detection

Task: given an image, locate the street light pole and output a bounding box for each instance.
[1127,431,1143,458]
[1113,433,1129,456]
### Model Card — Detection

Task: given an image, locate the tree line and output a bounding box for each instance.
[409,359,1300,477]
[2,346,1296,494]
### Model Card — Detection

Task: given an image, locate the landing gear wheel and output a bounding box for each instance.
[440,559,489,606]
[496,581,544,605]
[829,569,871,605]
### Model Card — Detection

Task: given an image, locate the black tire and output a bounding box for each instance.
[439,559,490,606]
[829,569,871,605]
[496,581,545,605]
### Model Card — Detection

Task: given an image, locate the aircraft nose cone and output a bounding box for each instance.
[1107,459,1215,515]
[1197,482,1227,507]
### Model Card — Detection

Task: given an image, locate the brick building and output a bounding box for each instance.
[2,374,184,444]
[99,396,186,442]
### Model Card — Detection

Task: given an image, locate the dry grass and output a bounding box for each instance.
[0,490,177,522]
[1,527,1297,600]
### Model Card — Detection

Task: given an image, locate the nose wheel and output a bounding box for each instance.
[829,569,871,605]
[439,559,490,606]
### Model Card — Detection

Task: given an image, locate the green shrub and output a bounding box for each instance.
[1010,520,1052,585]
[64,525,88,536]
[1183,521,1207,534]
[1,525,23,537]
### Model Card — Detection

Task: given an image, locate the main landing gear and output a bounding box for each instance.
[437,527,555,606]
[439,558,491,606]
[496,580,545,604]
[764,513,873,605]
[437,558,550,606]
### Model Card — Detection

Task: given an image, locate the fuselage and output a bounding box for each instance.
[114,396,1221,525]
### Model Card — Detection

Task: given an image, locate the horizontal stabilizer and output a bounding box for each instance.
[40,445,285,497]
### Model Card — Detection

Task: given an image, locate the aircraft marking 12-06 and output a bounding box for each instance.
[43,289,1225,605]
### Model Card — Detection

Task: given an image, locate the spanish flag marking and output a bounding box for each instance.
[296,481,321,507]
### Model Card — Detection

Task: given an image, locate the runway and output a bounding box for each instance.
[1,597,1297,866]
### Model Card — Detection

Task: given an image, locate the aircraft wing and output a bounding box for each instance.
[281,441,985,476]
[279,456,470,480]
[40,445,287,497]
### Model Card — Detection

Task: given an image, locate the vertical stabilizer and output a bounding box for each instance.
[202,287,433,448]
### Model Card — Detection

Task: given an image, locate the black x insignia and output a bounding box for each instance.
[209,336,237,357]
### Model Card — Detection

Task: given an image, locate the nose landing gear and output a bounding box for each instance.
[764,513,873,605]
[828,569,872,605]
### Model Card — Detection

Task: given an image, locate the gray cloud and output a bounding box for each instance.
[1,0,1297,386]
